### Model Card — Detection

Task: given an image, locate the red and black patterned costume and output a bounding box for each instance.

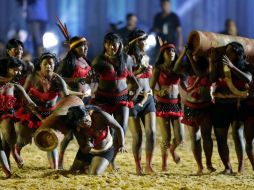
[155,69,183,118]
[92,56,134,113]
[16,86,59,128]
[181,76,213,126]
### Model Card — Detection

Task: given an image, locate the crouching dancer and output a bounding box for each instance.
[65,105,126,175]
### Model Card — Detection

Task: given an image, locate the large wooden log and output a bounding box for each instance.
[187,30,254,64]
[34,95,84,151]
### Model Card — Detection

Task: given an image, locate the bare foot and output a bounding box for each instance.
[17,160,24,168]
[110,162,120,172]
[238,165,244,173]
[3,169,12,179]
[196,166,204,176]
[136,166,144,176]
[196,169,204,176]
[162,165,168,172]
[220,169,233,175]
[145,165,155,174]
[58,162,63,170]
[13,153,24,168]
[170,148,180,164]
[207,165,216,173]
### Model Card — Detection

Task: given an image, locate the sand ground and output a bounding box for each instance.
[0,126,253,190]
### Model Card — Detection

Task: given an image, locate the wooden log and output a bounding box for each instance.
[34,95,84,151]
[187,30,254,64]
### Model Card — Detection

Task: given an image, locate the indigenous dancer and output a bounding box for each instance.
[0,39,34,83]
[0,57,39,176]
[92,32,140,170]
[56,19,95,168]
[210,42,252,174]
[174,46,215,175]
[150,42,184,171]
[66,105,126,175]
[127,30,156,175]
[6,39,34,73]
[15,52,69,169]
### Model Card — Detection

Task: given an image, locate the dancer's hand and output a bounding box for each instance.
[118,146,127,153]
[76,77,87,85]
[222,55,234,69]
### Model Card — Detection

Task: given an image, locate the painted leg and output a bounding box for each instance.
[157,117,171,171]
[58,131,73,169]
[110,106,129,171]
[47,149,59,169]
[232,121,245,173]
[214,127,233,175]
[0,150,11,178]
[144,112,156,174]
[244,120,254,170]
[129,116,143,175]
[200,120,216,172]
[170,118,184,164]
[188,125,203,175]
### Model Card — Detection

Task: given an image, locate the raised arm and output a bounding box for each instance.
[222,55,252,84]
[185,50,204,77]
[173,46,187,75]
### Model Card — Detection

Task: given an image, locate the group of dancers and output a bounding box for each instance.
[0,24,254,178]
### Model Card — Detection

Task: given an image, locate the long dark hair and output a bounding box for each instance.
[103,32,127,76]
[226,42,247,71]
[66,105,101,129]
[127,29,148,65]
[58,36,90,77]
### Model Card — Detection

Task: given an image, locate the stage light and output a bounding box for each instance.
[43,32,59,49]
[145,32,157,51]
[177,0,200,17]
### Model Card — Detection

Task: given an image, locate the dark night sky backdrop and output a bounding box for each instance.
[0,0,253,59]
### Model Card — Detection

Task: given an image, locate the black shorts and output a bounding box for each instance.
[213,101,239,128]
[76,146,114,164]
[129,94,156,118]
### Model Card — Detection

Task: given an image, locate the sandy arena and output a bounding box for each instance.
[0,126,253,190]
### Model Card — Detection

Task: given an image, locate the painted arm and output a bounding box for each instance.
[104,112,126,153]
[127,56,142,101]
[222,55,252,84]
[150,67,161,96]
[185,50,203,77]
[173,46,187,75]
[55,73,70,96]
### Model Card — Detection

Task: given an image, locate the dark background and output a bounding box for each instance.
[0,0,253,59]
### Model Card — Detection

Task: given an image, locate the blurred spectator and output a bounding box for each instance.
[152,0,183,52]
[17,0,48,57]
[220,18,238,36]
[116,13,138,45]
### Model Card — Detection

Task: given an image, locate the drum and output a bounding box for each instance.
[34,95,84,151]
